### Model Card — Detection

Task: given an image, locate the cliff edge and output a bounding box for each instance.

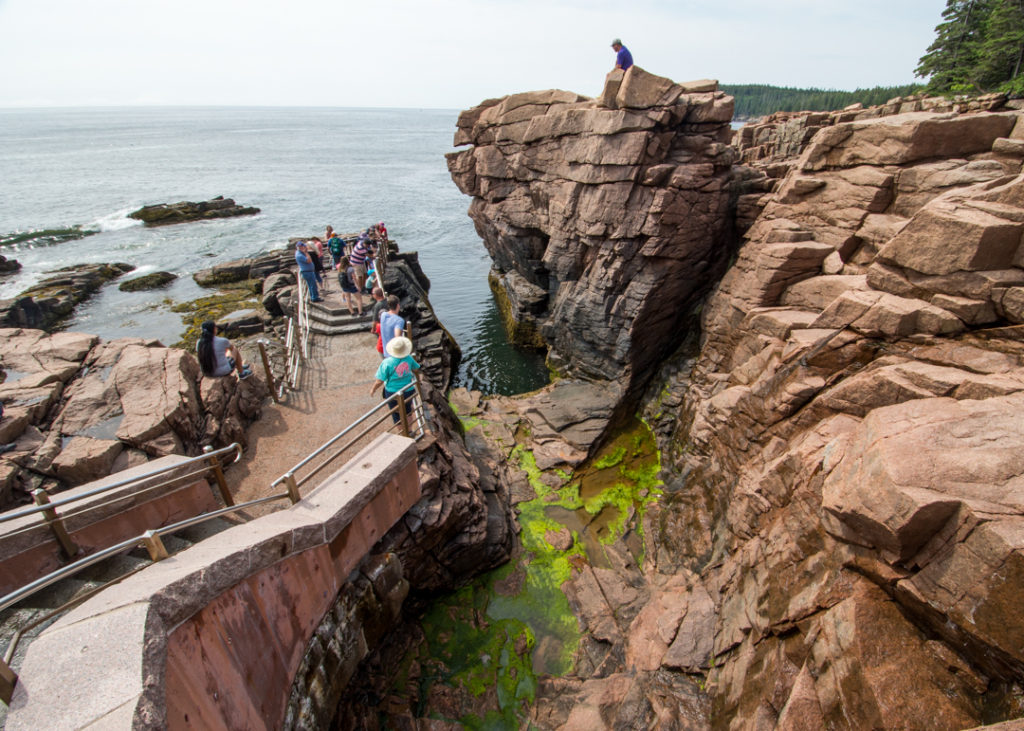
[447,68,736,401]
[450,68,1024,728]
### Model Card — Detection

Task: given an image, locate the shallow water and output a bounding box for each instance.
[0,107,548,395]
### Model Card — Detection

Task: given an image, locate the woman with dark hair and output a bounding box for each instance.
[196,321,252,379]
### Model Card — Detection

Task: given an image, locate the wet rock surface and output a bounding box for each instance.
[127,195,259,226]
[117,271,176,291]
[0,262,134,331]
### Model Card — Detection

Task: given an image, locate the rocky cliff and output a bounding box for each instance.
[447,68,737,399]
[0,329,267,509]
[448,67,1024,729]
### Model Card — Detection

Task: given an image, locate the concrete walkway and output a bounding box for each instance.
[227,287,391,515]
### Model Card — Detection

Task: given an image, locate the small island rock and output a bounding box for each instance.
[128,196,260,226]
[118,271,177,291]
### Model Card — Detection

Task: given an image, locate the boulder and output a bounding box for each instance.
[128,196,260,226]
[813,289,965,337]
[118,271,176,291]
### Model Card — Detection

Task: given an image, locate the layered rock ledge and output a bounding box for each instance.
[440,76,1024,729]
[447,68,736,399]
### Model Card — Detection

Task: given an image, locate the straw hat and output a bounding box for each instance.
[386,336,413,358]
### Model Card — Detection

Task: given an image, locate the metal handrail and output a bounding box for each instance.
[0,443,242,527]
[270,382,428,497]
[0,488,294,704]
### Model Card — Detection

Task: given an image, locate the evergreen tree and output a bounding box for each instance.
[916,0,1024,94]
[916,0,992,93]
[977,0,1024,93]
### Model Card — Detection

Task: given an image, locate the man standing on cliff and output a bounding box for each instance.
[611,39,633,71]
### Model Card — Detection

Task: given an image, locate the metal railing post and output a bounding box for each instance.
[202,446,234,506]
[31,489,79,559]
[141,530,169,562]
[0,657,16,705]
[257,340,283,404]
[397,392,411,437]
[284,473,301,504]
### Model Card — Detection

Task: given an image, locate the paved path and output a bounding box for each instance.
[227,287,390,516]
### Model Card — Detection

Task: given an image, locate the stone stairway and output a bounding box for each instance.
[0,518,234,722]
[308,296,374,336]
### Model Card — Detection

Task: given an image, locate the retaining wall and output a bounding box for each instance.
[5,433,421,730]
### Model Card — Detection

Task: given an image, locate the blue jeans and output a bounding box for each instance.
[382,385,416,426]
[300,270,319,300]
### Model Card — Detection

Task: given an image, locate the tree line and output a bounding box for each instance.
[722,84,926,119]
[916,0,1024,95]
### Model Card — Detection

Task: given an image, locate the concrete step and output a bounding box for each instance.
[310,321,377,336]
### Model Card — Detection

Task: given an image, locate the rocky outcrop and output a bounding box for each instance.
[0,254,20,275]
[0,328,267,509]
[0,262,134,331]
[428,86,1024,729]
[128,196,259,226]
[118,271,176,291]
[447,67,737,395]
[643,103,1024,728]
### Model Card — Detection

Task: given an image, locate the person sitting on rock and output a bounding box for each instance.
[611,38,633,71]
[196,321,252,379]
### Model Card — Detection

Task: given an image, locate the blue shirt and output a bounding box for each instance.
[380,312,406,351]
[616,46,633,70]
[295,248,314,272]
[375,355,419,393]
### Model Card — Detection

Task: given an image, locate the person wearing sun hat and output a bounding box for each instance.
[371,336,421,425]
[611,38,633,71]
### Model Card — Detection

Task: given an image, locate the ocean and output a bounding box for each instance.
[0,106,548,395]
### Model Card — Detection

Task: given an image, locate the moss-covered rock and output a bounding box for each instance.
[172,288,262,350]
[0,262,134,331]
[118,271,177,291]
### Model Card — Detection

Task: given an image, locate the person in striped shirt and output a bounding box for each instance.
[348,234,374,307]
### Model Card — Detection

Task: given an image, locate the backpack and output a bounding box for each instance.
[328,236,344,258]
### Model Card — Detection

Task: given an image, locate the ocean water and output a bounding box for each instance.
[0,107,548,395]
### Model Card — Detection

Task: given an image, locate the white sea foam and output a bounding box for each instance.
[90,209,143,232]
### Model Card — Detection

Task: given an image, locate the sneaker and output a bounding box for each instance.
[239,366,253,380]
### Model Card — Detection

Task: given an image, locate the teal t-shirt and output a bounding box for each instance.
[375,355,420,392]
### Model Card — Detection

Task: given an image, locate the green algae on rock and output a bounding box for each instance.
[399,407,665,727]
[172,286,261,350]
[118,271,177,291]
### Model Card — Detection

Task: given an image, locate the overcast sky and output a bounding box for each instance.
[0,0,947,109]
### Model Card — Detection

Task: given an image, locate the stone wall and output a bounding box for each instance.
[5,433,421,730]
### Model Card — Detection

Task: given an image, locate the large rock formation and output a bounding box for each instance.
[447,67,736,395]
[438,80,1024,729]
[644,102,1024,727]
[0,329,267,509]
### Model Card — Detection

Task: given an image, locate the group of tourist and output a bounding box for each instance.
[294,222,388,306]
[197,219,420,431]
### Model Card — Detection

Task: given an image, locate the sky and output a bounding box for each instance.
[0,0,948,109]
